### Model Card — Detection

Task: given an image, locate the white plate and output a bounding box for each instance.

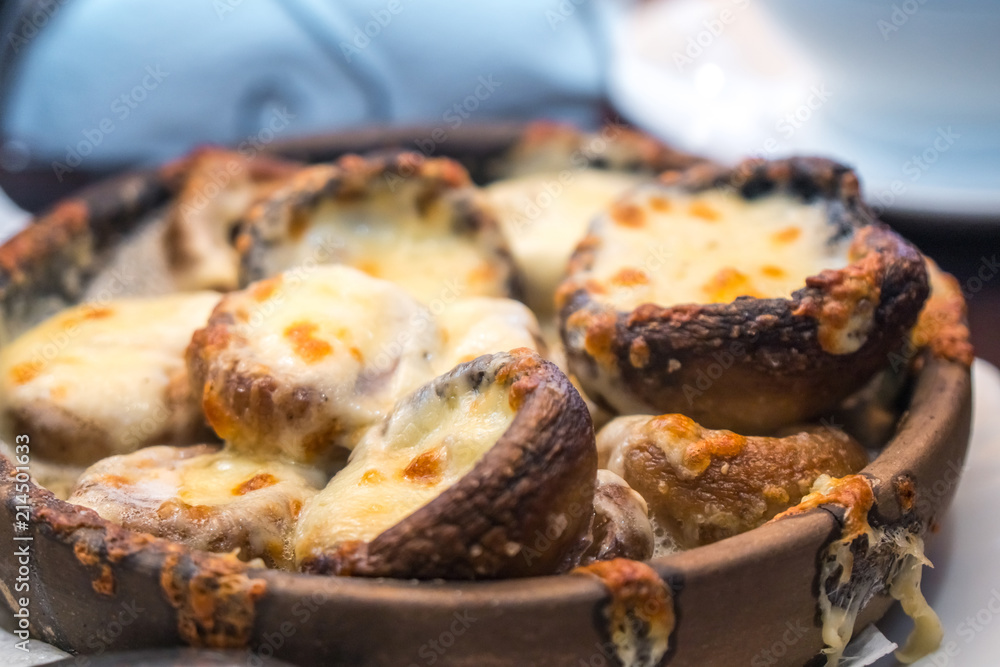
[608,0,1000,223]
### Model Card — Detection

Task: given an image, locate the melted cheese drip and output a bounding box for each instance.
[0,292,219,454]
[295,377,515,558]
[584,188,852,312]
[263,191,507,304]
[487,169,647,316]
[806,476,944,666]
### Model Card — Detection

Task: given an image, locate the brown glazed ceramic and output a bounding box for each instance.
[0,126,973,666]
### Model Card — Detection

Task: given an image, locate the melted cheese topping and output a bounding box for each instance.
[69,445,323,568]
[435,298,542,371]
[487,170,646,316]
[257,187,508,304]
[582,188,852,312]
[0,292,220,457]
[212,266,440,456]
[199,267,542,464]
[295,373,515,559]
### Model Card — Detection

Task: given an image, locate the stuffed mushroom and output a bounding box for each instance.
[559,157,930,432]
[597,413,869,550]
[186,266,543,468]
[236,152,516,304]
[161,147,302,292]
[295,349,597,579]
[487,122,705,319]
[0,292,220,465]
[68,444,323,569]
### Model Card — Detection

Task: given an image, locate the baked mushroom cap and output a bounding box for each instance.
[597,413,869,550]
[487,170,650,319]
[0,292,220,466]
[578,469,654,565]
[496,120,705,179]
[559,157,930,432]
[487,121,706,319]
[295,349,597,579]
[186,266,544,468]
[236,152,517,304]
[67,444,323,569]
[186,265,442,467]
[161,147,302,292]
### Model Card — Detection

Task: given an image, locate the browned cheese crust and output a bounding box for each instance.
[299,350,598,579]
[572,558,675,667]
[558,157,930,432]
[599,413,869,549]
[909,256,974,368]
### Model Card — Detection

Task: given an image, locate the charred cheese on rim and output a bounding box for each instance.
[578,187,853,313]
[487,170,647,316]
[0,292,220,465]
[187,266,543,466]
[294,362,516,562]
[68,444,323,569]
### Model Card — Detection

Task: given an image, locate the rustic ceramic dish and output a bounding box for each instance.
[0,126,972,666]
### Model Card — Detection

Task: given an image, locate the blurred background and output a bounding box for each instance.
[0,0,996,370]
[0,2,997,663]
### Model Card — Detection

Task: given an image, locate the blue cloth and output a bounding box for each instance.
[3,0,619,167]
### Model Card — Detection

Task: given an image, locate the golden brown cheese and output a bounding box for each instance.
[187,266,543,467]
[486,170,647,316]
[68,444,323,569]
[576,187,853,314]
[187,266,441,466]
[0,292,220,465]
[598,414,868,551]
[294,367,516,563]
